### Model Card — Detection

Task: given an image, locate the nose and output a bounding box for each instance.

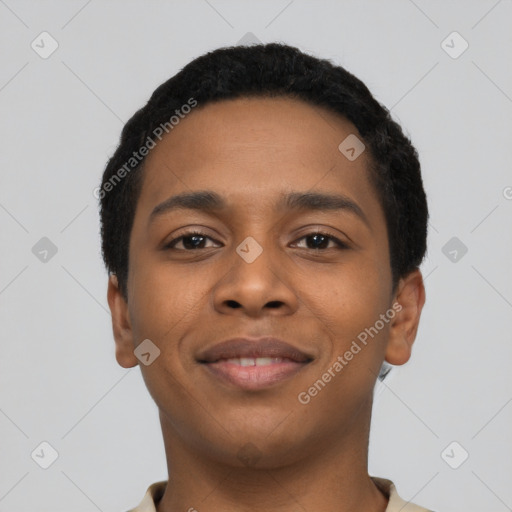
[212,238,299,318]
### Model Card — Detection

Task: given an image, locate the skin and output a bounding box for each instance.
[107,97,425,512]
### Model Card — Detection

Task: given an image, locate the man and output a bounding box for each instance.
[99,43,432,511]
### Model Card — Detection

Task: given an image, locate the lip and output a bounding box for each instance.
[198,337,312,363]
[197,337,313,391]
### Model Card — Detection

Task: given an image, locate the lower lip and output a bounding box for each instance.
[201,360,309,390]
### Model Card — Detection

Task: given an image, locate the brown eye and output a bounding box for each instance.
[165,231,221,251]
[293,232,348,250]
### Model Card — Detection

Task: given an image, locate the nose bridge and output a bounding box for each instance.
[231,232,282,288]
[230,210,279,269]
[212,229,298,315]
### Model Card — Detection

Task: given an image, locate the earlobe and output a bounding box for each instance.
[107,274,139,369]
[385,269,426,366]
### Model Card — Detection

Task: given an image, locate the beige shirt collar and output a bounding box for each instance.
[127,477,432,512]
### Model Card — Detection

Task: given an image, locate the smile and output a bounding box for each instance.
[201,358,310,390]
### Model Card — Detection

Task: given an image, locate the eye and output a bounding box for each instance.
[164,230,221,251]
[292,231,349,250]
[163,230,349,252]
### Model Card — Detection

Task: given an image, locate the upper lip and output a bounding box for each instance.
[197,337,313,363]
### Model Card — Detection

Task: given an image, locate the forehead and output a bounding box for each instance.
[136,96,377,217]
[145,96,359,165]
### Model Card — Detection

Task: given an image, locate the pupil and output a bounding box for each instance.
[181,235,329,250]
[309,234,327,249]
[183,235,204,249]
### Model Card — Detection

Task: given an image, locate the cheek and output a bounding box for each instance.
[295,269,391,427]
[302,258,390,336]
[126,264,210,406]
[127,256,210,342]
[300,258,392,394]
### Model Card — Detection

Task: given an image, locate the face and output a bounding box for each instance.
[108,97,424,468]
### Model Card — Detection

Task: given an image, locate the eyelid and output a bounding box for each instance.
[290,230,349,250]
[163,229,221,250]
[163,228,350,251]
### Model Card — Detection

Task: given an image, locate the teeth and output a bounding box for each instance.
[224,357,284,366]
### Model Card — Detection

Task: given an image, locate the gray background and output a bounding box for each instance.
[1,1,511,511]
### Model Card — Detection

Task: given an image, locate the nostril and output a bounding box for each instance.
[226,300,241,308]
[266,301,283,308]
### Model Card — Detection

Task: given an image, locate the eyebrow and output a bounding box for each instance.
[148,190,370,228]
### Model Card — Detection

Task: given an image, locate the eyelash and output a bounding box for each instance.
[164,230,349,251]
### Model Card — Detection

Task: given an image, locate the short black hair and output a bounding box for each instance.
[99,42,428,301]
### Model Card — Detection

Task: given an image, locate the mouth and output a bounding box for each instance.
[197,337,313,391]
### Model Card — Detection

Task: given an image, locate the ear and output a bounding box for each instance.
[107,274,139,368]
[385,269,426,366]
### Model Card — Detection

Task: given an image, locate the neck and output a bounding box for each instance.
[156,402,388,512]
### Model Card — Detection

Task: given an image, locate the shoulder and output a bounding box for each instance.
[371,476,435,512]
[125,480,167,512]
